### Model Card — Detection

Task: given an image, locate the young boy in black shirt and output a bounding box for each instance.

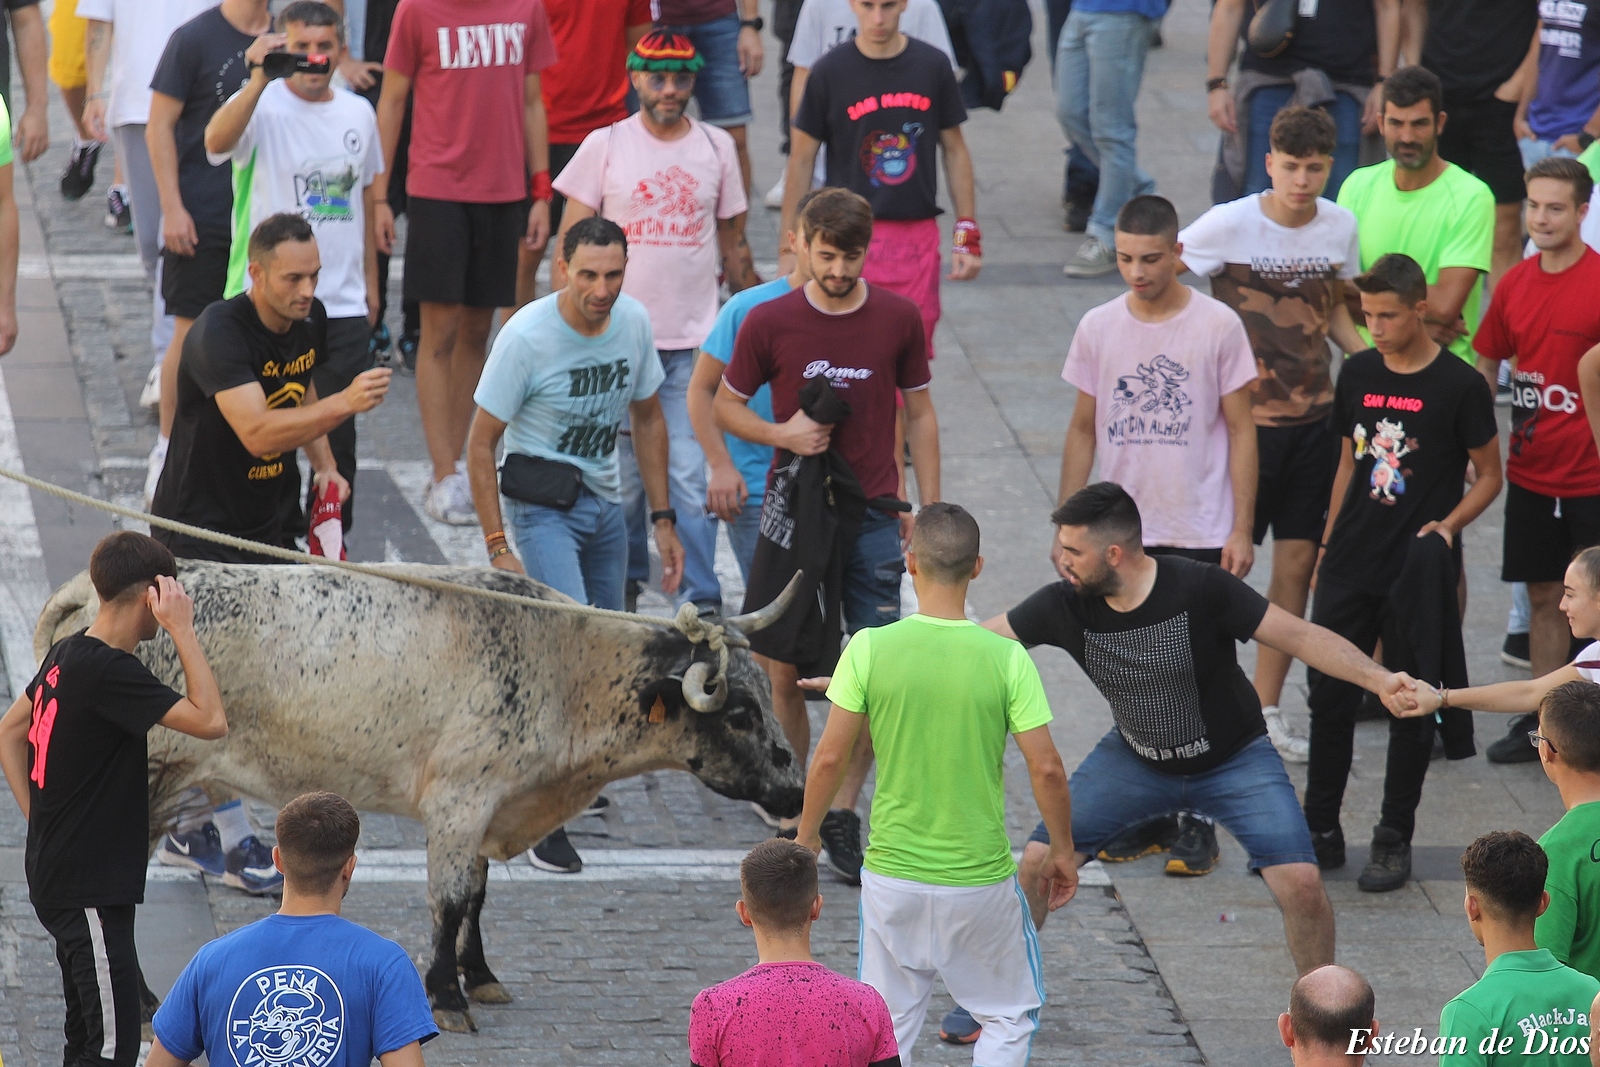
[0,531,227,1067]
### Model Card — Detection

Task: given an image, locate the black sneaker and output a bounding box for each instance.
[60,141,101,200]
[1096,813,1181,862]
[1311,825,1345,869]
[529,827,582,873]
[583,795,611,815]
[1487,712,1541,764]
[1164,814,1219,876]
[774,826,798,840]
[819,808,863,885]
[1500,632,1532,669]
[1064,201,1091,233]
[105,185,133,233]
[1357,826,1410,892]
[398,328,419,376]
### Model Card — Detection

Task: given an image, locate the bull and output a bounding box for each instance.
[34,561,805,1032]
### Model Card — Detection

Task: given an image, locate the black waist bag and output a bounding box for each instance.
[500,453,583,509]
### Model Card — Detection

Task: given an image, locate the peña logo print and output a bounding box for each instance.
[227,966,345,1067]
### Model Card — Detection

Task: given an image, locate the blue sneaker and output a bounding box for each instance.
[940,1006,981,1045]
[156,823,225,877]
[224,835,284,895]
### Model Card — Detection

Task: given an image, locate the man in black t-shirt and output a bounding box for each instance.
[0,531,227,1067]
[151,213,392,564]
[1308,253,1501,893]
[989,482,1414,977]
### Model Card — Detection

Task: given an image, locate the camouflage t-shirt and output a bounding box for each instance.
[1179,193,1361,428]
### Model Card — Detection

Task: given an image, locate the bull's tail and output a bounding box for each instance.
[34,570,95,663]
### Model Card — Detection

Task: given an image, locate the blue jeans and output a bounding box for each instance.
[1056,9,1158,244]
[1520,137,1579,171]
[1243,85,1363,199]
[1029,731,1318,870]
[620,348,722,609]
[843,511,904,632]
[726,498,763,584]
[506,488,628,611]
[660,14,753,126]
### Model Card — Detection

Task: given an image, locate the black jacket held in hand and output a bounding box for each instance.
[937,0,1033,110]
[1386,531,1474,760]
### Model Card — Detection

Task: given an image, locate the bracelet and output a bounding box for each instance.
[650,508,677,525]
[1581,131,1597,151]
[530,170,553,202]
[952,217,982,258]
[86,91,109,102]
[484,530,507,546]
[488,545,512,561]
[1439,687,1450,709]
[1206,77,1228,93]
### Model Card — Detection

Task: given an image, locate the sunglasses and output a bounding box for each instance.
[644,72,695,91]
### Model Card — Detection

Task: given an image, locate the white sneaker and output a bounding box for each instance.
[424,471,478,525]
[763,173,785,210]
[1263,704,1310,763]
[143,436,168,510]
[139,361,162,411]
[1062,235,1119,278]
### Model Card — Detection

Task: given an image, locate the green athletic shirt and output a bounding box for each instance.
[825,615,1053,887]
[1336,158,1494,363]
[1439,949,1598,1065]
[0,95,13,169]
[1580,141,1600,184]
[1538,802,1600,979]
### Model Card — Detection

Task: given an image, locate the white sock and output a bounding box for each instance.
[171,786,212,833]
[72,137,96,152]
[213,799,254,852]
[1262,703,1280,716]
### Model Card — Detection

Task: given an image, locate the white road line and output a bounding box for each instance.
[0,368,52,696]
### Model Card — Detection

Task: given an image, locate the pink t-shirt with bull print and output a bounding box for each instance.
[689,961,900,1067]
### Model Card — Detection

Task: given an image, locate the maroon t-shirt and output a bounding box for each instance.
[723,283,931,501]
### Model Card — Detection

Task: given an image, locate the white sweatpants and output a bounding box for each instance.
[858,870,1045,1067]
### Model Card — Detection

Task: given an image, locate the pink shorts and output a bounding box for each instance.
[863,217,941,361]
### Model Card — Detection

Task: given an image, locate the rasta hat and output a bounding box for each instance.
[627,30,705,73]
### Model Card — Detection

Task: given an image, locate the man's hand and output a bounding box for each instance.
[0,305,18,357]
[948,251,980,281]
[524,200,550,252]
[898,508,914,549]
[338,56,383,91]
[1555,132,1585,154]
[1039,846,1079,911]
[1208,86,1237,133]
[776,409,831,455]
[491,550,525,574]
[1425,317,1467,347]
[246,31,288,70]
[339,367,392,414]
[1377,671,1423,717]
[147,575,196,635]
[1391,680,1441,718]
[374,202,395,254]
[738,25,764,76]
[655,522,685,596]
[1361,88,1383,135]
[83,98,109,142]
[16,106,47,163]
[163,204,199,257]
[312,467,351,504]
[706,463,747,521]
[797,676,832,691]
[1221,530,1254,578]
[1416,521,1453,546]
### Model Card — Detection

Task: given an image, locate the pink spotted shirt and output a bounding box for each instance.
[689,962,901,1067]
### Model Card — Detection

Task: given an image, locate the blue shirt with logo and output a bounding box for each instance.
[1529,0,1600,141]
[474,291,666,503]
[701,277,788,496]
[152,913,438,1067]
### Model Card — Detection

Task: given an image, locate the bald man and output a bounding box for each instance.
[1280,965,1377,1065]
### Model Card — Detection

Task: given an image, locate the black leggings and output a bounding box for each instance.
[36,904,143,1067]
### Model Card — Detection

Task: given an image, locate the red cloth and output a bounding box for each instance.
[723,284,931,501]
[1474,247,1600,497]
[306,481,346,560]
[385,0,558,203]
[541,0,651,144]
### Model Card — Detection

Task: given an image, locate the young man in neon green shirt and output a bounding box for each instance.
[797,503,1077,1067]
[1532,681,1600,980]
[1337,66,1494,364]
[1439,829,1599,1065]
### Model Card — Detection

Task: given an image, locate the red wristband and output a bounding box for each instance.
[530,170,553,202]
[953,217,981,258]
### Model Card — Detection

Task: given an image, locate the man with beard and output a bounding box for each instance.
[1337,66,1495,366]
[991,482,1417,976]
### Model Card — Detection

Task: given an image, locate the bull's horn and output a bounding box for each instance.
[682,660,728,713]
[726,570,805,634]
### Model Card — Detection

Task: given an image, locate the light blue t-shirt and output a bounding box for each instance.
[153,913,438,1067]
[474,292,665,503]
[700,277,787,495]
[1072,0,1169,17]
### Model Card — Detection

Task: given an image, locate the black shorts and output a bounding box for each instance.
[160,235,231,319]
[1437,97,1525,204]
[1146,545,1223,564]
[1254,421,1340,544]
[548,141,580,239]
[1501,482,1600,582]
[404,196,528,308]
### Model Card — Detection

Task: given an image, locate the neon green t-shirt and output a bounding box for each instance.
[1439,949,1599,1065]
[1336,158,1494,363]
[825,615,1053,887]
[1579,141,1600,184]
[0,96,14,169]
[1537,802,1600,979]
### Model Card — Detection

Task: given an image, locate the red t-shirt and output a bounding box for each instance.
[1474,247,1600,497]
[541,0,651,145]
[723,283,931,501]
[689,962,899,1067]
[384,0,558,203]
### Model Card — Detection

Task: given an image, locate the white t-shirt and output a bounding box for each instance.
[1061,288,1258,549]
[76,0,218,130]
[1576,641,1600,681]
[786,0,956,69]
[208,81,384,320]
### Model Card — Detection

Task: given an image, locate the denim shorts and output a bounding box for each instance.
[843,511,904,632]
[1028,730,1318,870]
[661,14,753,126]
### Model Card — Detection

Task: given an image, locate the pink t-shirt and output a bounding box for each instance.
[688,962,899,1067]
[554,113,749,349]
[1062,287,1257,549]
[385,0,558,203]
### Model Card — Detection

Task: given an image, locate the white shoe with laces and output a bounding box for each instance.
[424,471,478,525]
[139,361,162,410]
[763,173,785,210]
[1263,704,1310,763]
[143,436,168,509]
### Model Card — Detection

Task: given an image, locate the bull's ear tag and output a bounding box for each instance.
[649,695,667,724]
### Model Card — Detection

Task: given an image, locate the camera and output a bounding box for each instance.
[261,52,331,80]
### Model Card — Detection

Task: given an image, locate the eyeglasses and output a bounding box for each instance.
[644,72,695,91]
[1529,730,1557,754]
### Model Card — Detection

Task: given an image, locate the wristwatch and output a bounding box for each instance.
[740,16,764,30]
[1581,130,1597,151]
[650,508,678,525]
[1206,76,1228,93]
